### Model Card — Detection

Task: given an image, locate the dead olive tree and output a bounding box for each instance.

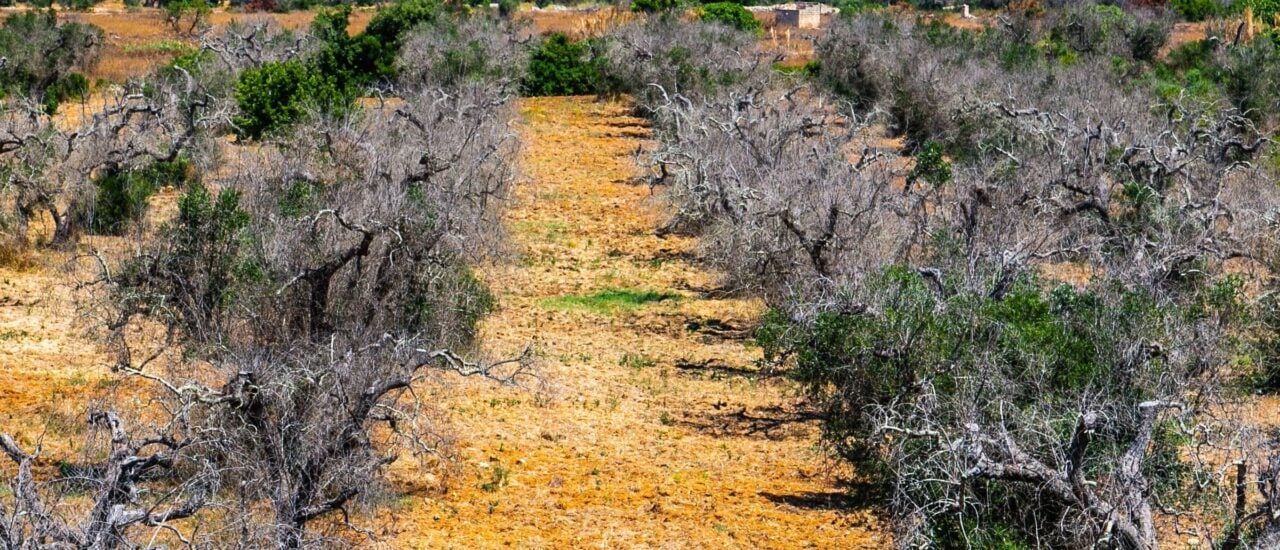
[0,41,231,248]
[647,86,906,302]
[2,8,525,549]
[597,17,778,112]
[0,412,216,549]
[396,15,529,94]
[86,78,524,547]
[653,10,1280,549]
[0,79,220,247]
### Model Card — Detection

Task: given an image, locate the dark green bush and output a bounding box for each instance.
[1242,0,1280,19]
[0,11,101,104]
[167,183,254,331]
[1049,4,1127,55]
[306,1,443,91]
[631,0,678,12]
[888,71,949,152]
[56,0,99,10]
[1218,38,1280,123]
[905,141,951,189]
[311,7,396,89]
[521,33,601,96]
[700,2,761,33]
[233,60,352,140]
[405,262,495,340]
[364,0,442,47]
[812,28,882,109]
[498,0,518,17]
[90,159,194,235]
[1126,18,1169,63]
[1171,0,1221,21]
[41,72,88,115]
[760,266,1215,545]
[1252,293,1280,393]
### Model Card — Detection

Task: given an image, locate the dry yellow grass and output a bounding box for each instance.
[0,251,109,460]
[521,6,637,39]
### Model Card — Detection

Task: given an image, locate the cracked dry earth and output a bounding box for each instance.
[380,96,883,548]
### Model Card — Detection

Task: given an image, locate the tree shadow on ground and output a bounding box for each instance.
[672,403,819,440]
[760,481,884,511]
[674,358,776,378]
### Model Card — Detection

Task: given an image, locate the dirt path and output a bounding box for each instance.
[383,97,882,548]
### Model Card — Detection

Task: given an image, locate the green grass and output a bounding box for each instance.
[512,219,568,242]
[542,288,680,315]
[122,40,195,55]
[481,463,510,493]
[619,352,657,369]
[0,329,29,341]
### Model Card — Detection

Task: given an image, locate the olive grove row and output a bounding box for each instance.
[635,4,1280,549]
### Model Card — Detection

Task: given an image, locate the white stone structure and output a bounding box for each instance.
[770,2,838,29]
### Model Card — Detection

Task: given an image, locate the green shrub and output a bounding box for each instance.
[312,8,394,88]
[405,263,495,344]
[1050,4,1128,55]
[90,159,194,235]
[0,11,101,102]
[56,0,98,10]
[167,183,253,326]
[1242,0,1280,19]
[305,1,442,90]
[41,72,88,115]
[834,0,878,16]
[1218,38,1280,123]
[1170,0,1221,21]
[364,0,442,47]
[813,29,882,109]
[521,33,601,96]
[905,141,951,189]
[1126,18,1169,63]
[233,60,352,140]
[760,266,1206,544]
[888,71,949,151]
[700,2,761,34]
[1164,37,1217,73]
[164,0,211,34]
[631,0,678,12]
[1251,291,1280,393]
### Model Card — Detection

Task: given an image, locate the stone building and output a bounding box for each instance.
[772,2,837,29]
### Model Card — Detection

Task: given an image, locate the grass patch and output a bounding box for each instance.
[512,219,568,242]
[121,40,195,55]
[619,352,656,369]
[542,288,679,315]
[480,463,510,493]
[772,60,817,76]
[0,329,30,341]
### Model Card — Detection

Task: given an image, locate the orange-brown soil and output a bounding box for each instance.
[376,96,884,548]
[0,252,108,459]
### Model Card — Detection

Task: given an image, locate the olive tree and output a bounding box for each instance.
[83,77,524,546]
[5,9,529,548]
[0,73,223,247]
[653,10,1280,549]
